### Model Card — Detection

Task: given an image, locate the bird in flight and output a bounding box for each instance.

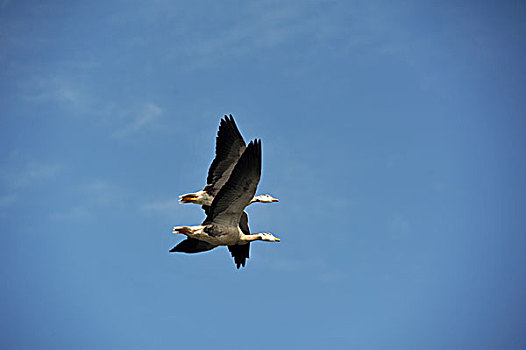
[178,115,278,206]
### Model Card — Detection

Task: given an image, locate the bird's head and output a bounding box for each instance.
[252,194,279,203]
[258,232,281,242]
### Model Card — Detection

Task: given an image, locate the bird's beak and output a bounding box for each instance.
[180,196,198,203]
[272,198,279,202]
[275,237,281,242]
[173,226,193,235]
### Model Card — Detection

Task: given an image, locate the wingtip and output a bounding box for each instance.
[217,117,228,134]
[244,139,262,165]
[234,260,246,269]
[248,138,260,146]
[218,114,243,141]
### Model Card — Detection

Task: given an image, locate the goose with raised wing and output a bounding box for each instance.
[179,115,278,206]
[170,139,280,268]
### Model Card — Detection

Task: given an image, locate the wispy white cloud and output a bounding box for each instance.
[162,1,346,70]
[50,205,91,221]
[49,179,127,221]
[387,153,402,168]
[24,76,92,113]
[267,256,325,272]
[112,103,163,139]
[18,72,163,140]
[0,158,62,213]
[140,198,178,214]
[318,270,346,283]
[1,0,11,10]
[163,1,413,70]
[389,214,411,235]
[78,179,125,207]
[266,255,346,283]
[1,160,62,190]
[0,194,16,208]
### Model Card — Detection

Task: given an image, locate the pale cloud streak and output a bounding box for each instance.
[1,161,62,190]
[0,158,62,212]
[0,194,16,208]
[140,198,179,214]
[164,1,414,70]
[266,254,346,283]
[50,179,128,221]
[112,103,163,139]
[78,179,126,207]
[161,1,344,70]
[389,214,411,235]
[24,76,92,114]
[50,205,91,221]
[17,73,163,140]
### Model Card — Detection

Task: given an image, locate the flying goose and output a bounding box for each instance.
[170,139,280,268]
[179,115,278,206]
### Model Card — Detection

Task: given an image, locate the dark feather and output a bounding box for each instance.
[228,243,250,269]
[170,238,217,253]
[205,115,246,196]
[227,211,252,268]
[239,211,250,235]
[201,205,211,216]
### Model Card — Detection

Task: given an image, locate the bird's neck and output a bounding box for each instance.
[240,233,263,242]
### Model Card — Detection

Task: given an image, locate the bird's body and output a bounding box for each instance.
[173,224,279,247]
[172,225,241,246]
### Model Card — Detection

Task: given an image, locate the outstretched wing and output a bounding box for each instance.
[205,139,262,227]
[170,238,217,253]
[228,211,251,269]
[204,115,246,197]
[228,244,250,268]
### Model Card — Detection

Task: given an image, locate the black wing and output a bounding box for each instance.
[204,139,262,227]
[204,115,246,197]
[228,244,250,269]
[202,205,211,216]
[170,238,217,253]
[228,211,251,269]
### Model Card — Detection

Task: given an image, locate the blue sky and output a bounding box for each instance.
[1,0,526,348]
